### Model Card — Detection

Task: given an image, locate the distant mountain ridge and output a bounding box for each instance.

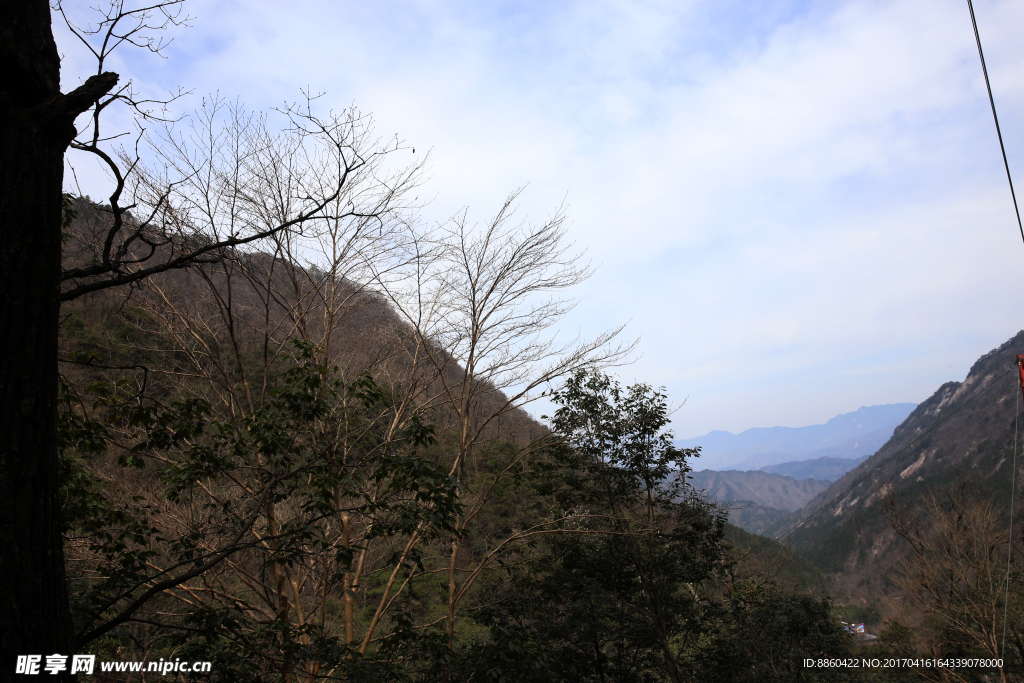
[688,470,831,512]
[687,469,830,534]
[783,330,1024,590]
[760,455,869,481]
[679,403,917,470]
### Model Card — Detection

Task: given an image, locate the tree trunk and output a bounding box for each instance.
[0,2,115,678]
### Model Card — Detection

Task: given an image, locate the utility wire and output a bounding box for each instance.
[967,1,1023,660]
[1003,368,1018,661]
[718,1,1023,579]
[966,0,1024,248]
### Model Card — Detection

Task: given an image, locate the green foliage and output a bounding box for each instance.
[449,372,862,683]
[723,523,830,593]
[791,510,865,575]
[60,356,870,681]
[684,580,853,683]
[541,371,700,504]
[457,371,723,682]
[59,340,461,676]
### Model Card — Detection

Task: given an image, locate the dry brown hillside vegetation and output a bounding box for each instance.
[11,3,930,679]
[53,97,1005,682]
[58,196,862,683]
[58,185,627,673]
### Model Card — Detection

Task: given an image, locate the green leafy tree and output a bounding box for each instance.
[467,371,724,683]
[466,372,858,683]
[684,580,852,683]
[59,341,461,681]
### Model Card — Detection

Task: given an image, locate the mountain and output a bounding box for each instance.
[783,331,1024,592]
[678,404,917,470]
[723,524,828,593]
[686,469,831,533]
[689,470,832,512]
[760,455,869,481]
[721,502,793,535]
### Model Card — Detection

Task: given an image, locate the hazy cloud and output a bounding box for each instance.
[58,0,1024,437]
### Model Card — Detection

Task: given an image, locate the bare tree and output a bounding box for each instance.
[380,189,633,648]
[2,2,188,671]
[62,92,421,302]
[883,481,1023,683]
[1,0,432,672]
[56,82,449,680]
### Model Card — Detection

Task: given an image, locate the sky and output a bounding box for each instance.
[56,0,1024,438]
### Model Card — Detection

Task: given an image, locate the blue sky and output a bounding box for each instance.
[58,0,1024,438]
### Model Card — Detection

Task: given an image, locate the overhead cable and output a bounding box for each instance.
[966,0,1024,248]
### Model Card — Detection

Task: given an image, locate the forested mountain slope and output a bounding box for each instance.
[687,469,830,534]
[784,330,1024,582]
[57,199,861,682]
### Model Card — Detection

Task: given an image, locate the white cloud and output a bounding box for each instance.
[56,0,1024,437]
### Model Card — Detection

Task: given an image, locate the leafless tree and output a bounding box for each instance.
[63,91,422,303]
[58,87,443,678]
[40,5,637,676]
[883,481,1024,683]
[381,188,634,645]
[38,2,433,676]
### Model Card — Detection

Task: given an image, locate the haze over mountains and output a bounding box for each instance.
[680,403,916,533]
[678,403,917,471]
[760,455,870,481]
[687,331,1024,614]
[687,471,830,513]
[686,470,832,534]
[782,330,1024,596]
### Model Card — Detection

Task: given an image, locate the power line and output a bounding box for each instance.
[717,1,1024,570]
[968,1,1023,655]
[1002,365,1019,660]
[966,0,1024,248]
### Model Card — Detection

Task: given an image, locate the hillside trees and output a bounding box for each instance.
[59,93,451,671]
[470,371,723,682]
[467,371,853,683]
[2,0,426,672]
[539,371,720,683]
[7,2,777,679]
[380,195,631,648]
[61,339,461,681]
[46,6,630,674]
[882,482,1023,683]
[58,191,628,678]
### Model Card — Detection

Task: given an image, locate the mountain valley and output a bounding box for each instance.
[777,330,1024,618]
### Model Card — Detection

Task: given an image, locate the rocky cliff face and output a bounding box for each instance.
[783,330,1024,578]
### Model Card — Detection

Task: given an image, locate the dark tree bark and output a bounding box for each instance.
[0,2,117,678]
